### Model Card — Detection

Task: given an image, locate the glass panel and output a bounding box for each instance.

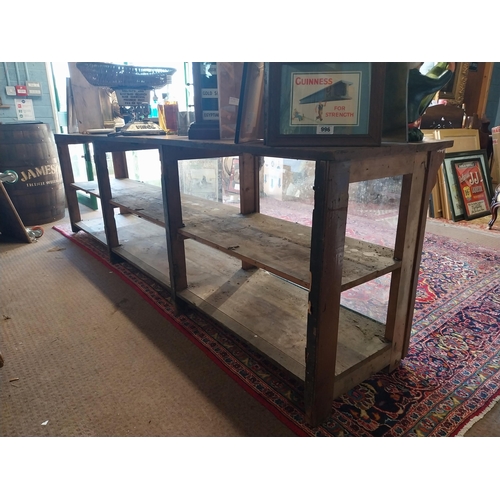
[179,158,221,202]
[260,157,314,224]
[341,176,402,323]
[125,150,160,186]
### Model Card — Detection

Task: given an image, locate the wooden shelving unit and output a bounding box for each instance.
[55,133,451,426]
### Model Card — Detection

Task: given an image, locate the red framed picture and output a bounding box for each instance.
[451,153,493,220]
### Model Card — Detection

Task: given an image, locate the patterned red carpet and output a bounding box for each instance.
[53,224,500,436]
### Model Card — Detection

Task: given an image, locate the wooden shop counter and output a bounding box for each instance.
[55,133,451,426]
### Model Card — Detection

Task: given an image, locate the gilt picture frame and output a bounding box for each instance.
[264,62,386,147]
[437,62,470,106]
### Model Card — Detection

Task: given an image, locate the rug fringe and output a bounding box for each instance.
[456,394,500,436]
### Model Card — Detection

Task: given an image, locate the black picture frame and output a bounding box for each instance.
[188,62,220,140]
[446,149,493,220]
[264,62,386,147]
[442,152,468,221]
[235,62,265,144]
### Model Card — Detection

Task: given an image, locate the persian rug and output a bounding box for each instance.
[53,224,500,437]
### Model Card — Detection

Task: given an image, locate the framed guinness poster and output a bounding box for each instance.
[264,62,386,147]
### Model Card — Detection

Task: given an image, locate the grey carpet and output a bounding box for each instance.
[1,211,499,436]
[0,216,294,436]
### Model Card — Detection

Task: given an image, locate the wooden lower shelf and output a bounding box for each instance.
[74,219,107,244]
[179,200,399,292]
[71,180,99,196]
[73,178,400,292]
[77,214,391,390]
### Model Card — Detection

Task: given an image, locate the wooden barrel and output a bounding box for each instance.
[0,122,65,226]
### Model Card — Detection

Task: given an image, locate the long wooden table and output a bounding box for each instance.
[55,133,452,426]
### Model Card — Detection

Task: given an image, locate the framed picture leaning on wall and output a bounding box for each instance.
[447,149,493,220]
[235,62,265,144]
[264,62,386,147]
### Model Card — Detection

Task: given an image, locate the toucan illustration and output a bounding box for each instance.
[299,80,353,104]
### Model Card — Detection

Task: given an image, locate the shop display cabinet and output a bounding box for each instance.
[55,133,451,426]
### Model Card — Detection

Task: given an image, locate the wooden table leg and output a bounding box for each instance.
[384,172,412,348]
[401,149,445,357]
[385,151,441,370]
[387,155,426,370]
[111,151,129,179]
[160,145,188,313]
[111,151,132,215]
[56,142,81,232]
[239,153,260,270]
[305,160,350,426]
[93,142,120,263]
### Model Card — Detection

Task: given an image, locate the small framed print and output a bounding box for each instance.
[449,150,493,220]
[264,62,386,147]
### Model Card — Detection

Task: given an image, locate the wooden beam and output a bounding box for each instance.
[93,142,120,262]
[305,159,350,426]
[160,145,188,311]
[385,172,411,342]
[349,153,416,182]
[239,153,260,215]
[111,151,129,179]
[56,142,81,232]
[386,155,427,371]
[238,153,260,270]
[401,149,446,357]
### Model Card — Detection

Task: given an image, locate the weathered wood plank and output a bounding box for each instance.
[55,132,453,163]
[80,213,390,385]
[401,149,447,357]
[305,159,349,426]
[387,155,427,371]
[384,172,412,342]
[239,153,259,215]
[57,142,81,231]
[71,180,99,197]
[111,188,166,225]
[111,151,129,179]
[238,153,260,270]
[333,344,391,400]
[179,211,400,291]
[102,179,401,291]
[93,143,120,259]
[160,145,188,304]
[349,151,427,183]
[74,219,107,245]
